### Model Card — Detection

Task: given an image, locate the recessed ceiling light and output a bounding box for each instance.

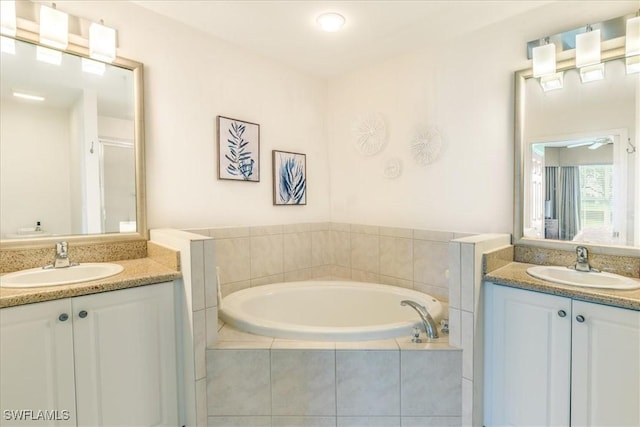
[317,12,345,32]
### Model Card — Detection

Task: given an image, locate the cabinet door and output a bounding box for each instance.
[72,283,178,426]
[484,283,572,426]
[571,301,640,427]
[0,299,76,426]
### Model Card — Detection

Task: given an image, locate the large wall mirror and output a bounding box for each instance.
[0,32,146,248]
[515,48,640,254]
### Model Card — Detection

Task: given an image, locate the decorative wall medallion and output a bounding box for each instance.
[352,113,387,156]
[383,157,402,179]
[410,128,444,166]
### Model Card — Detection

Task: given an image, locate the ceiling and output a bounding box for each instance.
[132,0,556,78]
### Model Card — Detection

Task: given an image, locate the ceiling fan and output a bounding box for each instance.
[567,137,613,150]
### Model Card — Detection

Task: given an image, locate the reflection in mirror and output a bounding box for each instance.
[0,37,142,241]
[517,55,639,249]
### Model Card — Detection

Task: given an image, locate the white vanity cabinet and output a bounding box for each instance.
[0,282,178,426]
[484,282,640,427]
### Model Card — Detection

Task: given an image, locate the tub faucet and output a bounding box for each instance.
[401,300,438,340]
[574,246,594,272]
[53,241,70,268]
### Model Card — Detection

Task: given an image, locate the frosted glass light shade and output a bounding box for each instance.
[579,63,605,83]
[627,16,640,57]
[533,43,556,77]
[39,5,68,49]
[576,29,601,68]
[0,0,16,37]
[89,22,116,63]
[540,72,563,92]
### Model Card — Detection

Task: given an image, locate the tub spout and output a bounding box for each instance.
[401,300,438,340]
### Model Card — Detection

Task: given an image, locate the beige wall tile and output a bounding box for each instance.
[413,240,449,288]
[380,236,413,280]
[207,349,271,416]
[284,232,312,271]
[351,233,379,273]
[214,238,251,284]
[251,234,284,278]
[271,350,336,416]
[312,230,333,267]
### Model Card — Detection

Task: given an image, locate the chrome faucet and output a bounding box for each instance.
[53,241,71,268]
[401,300,439,340]
[574,246,592,272]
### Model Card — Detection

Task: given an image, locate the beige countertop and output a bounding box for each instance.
[485,262,640,311]
[0,258,182,309]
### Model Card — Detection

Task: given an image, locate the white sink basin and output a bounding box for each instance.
[527,265,640,290]
[0,263,124,288]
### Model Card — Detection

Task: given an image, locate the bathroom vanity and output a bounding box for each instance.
[0,259,182,426]
[483,263,640,427]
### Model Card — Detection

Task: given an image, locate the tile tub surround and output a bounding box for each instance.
[207,324,463,427]
[188,223,475,302]
[0,239,148,274]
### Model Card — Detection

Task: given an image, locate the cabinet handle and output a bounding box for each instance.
[58,313,69,322]
[576,315,585,323]
[78,310,88,319]
[557,310,567,318]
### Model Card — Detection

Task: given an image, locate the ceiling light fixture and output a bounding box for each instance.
[626,14,640,74]
[39,4,68,50]
[0,0,16,37]
[89,20,116,63]
[13,91,45,102]
[317,12,345,32]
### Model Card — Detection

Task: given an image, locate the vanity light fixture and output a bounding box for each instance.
[540,72,564,92]
[626,14,640,74]
[0,0,16,37]
[532,39,556,77]
[81,57,106,75]
[89,21,116,63]
[39,4,68,50]
[576,26,603,83]
[36,45,62,65]
[317,12,345,32]
[13,91,45,102]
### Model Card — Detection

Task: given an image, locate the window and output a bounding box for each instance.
[578,164,613,229]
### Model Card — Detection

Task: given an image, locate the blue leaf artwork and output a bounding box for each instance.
[273,151,306,205]
[217,116,259,182]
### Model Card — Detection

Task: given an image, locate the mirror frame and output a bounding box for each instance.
[514,43,640,257]
[1,28,146,249]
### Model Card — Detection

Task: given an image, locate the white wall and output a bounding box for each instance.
[0,99,72,237]
[53,1,637,234]
[325,1,637,234]
[57,1,330,231]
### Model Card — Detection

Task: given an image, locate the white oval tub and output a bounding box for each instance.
[219,281,444,341]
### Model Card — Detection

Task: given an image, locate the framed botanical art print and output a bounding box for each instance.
[272,150,307,205]
[217,116,260,182]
